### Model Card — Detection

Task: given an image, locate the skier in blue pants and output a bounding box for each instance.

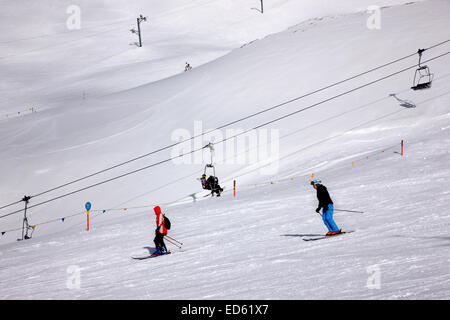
[311,179,341,236]
[322,204,339,232]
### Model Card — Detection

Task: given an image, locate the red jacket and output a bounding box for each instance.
[154,206,167,235]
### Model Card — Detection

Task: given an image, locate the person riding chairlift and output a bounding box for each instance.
[201,174,223,197]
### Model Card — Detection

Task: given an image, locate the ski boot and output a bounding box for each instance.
[326,230,342,236]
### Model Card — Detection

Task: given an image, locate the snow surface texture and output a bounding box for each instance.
[0,0,449,299]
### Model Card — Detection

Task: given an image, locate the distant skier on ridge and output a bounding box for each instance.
[311,179,341,236]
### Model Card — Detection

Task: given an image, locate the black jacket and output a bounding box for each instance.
[316,185,333,211]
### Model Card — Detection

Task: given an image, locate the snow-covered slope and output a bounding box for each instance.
[0,0,449,299]
[1,0,422,107]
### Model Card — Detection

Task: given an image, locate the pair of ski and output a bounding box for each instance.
[132,250,171,260]
[132,235,182,260]
[303,230,354,241]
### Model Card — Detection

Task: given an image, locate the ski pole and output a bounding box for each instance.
[166,239,181,249]
[165,234,183,245]
[166,240,182,248]
[165,236,182,248]
[334,209,364,214]
[165,236,181,245]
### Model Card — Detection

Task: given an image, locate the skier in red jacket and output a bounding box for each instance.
[153,206,168,255]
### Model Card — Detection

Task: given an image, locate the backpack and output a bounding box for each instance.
[164,215,171,230]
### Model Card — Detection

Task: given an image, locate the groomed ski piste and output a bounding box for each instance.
[0,0,449,299]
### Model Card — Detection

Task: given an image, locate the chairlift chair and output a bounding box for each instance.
[203,163,216,178]
[201,142,216,186]
[411,49,434,90]
[202,164,218,191]
[200,164,223,196]
[199,142,222,196]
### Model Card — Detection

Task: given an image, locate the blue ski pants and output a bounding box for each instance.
[322,204,339,232]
